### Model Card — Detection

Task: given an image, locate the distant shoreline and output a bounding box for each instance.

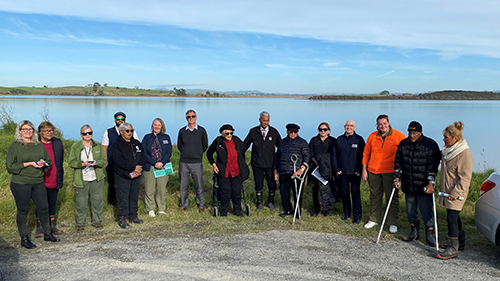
[1,86,499,100]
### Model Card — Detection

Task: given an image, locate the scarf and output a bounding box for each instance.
[442,138,469,161]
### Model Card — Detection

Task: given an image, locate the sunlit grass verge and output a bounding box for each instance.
[0,119,496,254]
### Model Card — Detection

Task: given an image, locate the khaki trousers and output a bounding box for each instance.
[368,172,399,225]
[143,169,169,212]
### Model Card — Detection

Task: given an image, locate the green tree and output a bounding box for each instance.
[93,82,101,92]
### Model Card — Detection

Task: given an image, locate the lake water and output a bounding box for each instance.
[1,96,498,171]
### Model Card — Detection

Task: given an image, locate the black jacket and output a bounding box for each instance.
[112,135,146,179]
[274,136,311,174]
[308,135,335,184]
[332,132,365,175]
[243,125,281,168]
[394,135,441,196]
[207,136,250,181]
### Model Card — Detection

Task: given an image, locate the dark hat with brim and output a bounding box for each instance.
[114,111,126,119]
[286,123,300,132]
[219,124,235,134]
[408,121,422,132]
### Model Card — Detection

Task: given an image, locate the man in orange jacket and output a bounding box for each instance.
[362,114,406,233]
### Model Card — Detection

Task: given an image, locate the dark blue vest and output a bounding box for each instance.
[107,127,119,161]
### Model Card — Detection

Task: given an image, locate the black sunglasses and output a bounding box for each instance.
[319,128,329,132]
[82,131,93,136]
[225,132,233,135]
[186,115,196,119]
[125,129,134,133]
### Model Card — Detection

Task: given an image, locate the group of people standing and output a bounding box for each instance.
[6,110,473,260]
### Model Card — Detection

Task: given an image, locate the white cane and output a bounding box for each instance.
[376,188,396,244]
[432,192,439,252]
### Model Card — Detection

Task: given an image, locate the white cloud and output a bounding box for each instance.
[323,62,339,67]
[1,0,500,59]
[265,64,287,69]
[376,70,395,79]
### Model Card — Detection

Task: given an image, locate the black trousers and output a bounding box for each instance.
[339,174,362,220]
[115,173,141,219]
[279,174,303,214]
[252,166,276,196]
[10,181,51,237]
[446,209,463,237]
[36,188,59,218]
[217,174,243,216]
[106,162,116,204]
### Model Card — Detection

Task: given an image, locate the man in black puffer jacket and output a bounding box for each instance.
[274,123,311,218]
[393,121,441,246]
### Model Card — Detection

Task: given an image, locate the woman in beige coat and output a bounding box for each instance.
[436,121,473,260]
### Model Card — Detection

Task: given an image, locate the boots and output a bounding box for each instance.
[426,227,436,246]
[44,233,60,243]
[440,230,465,251]
[50,215,63,235]
[268,193,276,210]
[402,223,419,242]
[21,235,36,249]
[436,237,459,259]
[256,193,263,211]
[35,218,44,238]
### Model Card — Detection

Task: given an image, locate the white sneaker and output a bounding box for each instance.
[364,221,378,229]
[158,211,166,215]
[389,225,398,233]
[148,210,156,217]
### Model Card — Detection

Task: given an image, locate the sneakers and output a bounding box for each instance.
[389,225,398,233]
[94,224,103,230]
[76,226,85,233]
[148,210,156,217]
[158,211,166,215]
[118,216,129,229]
[364,221,378,229]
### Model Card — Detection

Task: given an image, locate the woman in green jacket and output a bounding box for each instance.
[6,120,60,249]
[69,124,107,232]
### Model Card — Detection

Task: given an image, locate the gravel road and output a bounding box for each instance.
[1,230,500,281]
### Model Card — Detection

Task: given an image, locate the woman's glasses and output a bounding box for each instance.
[125,129,134,133]
[82,131,93,136]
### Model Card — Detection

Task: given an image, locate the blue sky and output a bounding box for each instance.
[1,0,499,94]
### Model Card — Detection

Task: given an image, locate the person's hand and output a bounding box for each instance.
[448,194,457,201]
[354,172,360,177]
[337,171,342,175]
[212,163,219,174]
[424,183,435,194]
[29,161,44,168]
[293,165,306,177]
[393,178,401,189]
[82,161,94,167]
[361,169,368,182]
[134,165,143,174]
[154,162,163,169]
[274,170,279,182]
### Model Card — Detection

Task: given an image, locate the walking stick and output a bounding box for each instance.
[290,154,300,223]
[432,192,439,252]
[376,188,396,244]
[292,165,309,225]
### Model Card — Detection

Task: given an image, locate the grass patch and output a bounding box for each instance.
[0,119,496,252]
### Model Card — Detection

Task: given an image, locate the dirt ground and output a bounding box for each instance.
[1,230,500,281]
